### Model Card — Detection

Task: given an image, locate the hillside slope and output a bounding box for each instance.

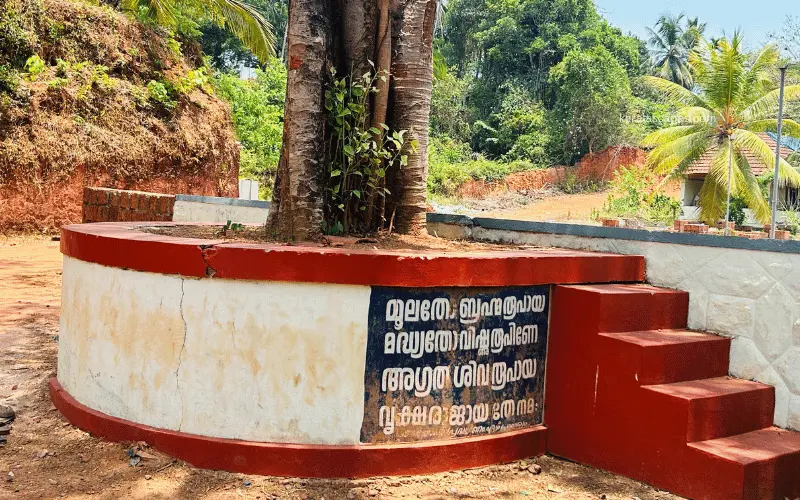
[0,0,241,232]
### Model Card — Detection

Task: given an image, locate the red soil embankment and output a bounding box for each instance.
[457,146,647,199]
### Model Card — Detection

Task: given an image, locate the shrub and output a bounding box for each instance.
[601,164,681,225]
[23,54,45,80]
[146,80,177,111]
[213,60,286,198]
[427,136,543,197]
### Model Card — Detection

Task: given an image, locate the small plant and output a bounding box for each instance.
[600,164,681,226]
[324,65,417,233]
[175,67,210,94]
[221,220,244,235]
[146,80,177,111]
[55,58,70,78]
[782,202,800,236]
[727,197,747,226]
[556,170,605,194]
[47,77,69,89]
[0,64,20,94]
[24,55,46,80]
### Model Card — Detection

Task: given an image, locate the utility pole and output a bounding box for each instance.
[770,64,788,239]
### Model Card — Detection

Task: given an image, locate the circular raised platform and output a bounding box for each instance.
[54,222,644,477]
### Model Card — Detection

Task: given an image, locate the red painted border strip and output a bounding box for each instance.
[50,378,547,478]
[61,223,645,286]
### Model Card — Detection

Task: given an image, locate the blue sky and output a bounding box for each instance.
[595,0,794,48]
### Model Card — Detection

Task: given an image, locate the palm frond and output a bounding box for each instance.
[740,85,800,121]
[705,138,739,196]
[675,106,718,126]
[122,0,177,27]
[641,125,703,148]
[697,165,727,223]
[745,119,800,137]
[733,128,800,187]
[646,129,712,176]
[209,0,275,63]
[640,76,710,108]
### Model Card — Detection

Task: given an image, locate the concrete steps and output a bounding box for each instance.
[546,283,800,500]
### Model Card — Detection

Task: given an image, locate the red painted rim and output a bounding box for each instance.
[60,222,645,286]
[50,378,547,478]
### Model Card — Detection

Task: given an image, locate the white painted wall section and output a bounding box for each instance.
[58,256,371,445]
[172,200,269,224]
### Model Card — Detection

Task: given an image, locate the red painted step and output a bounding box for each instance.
[546,283,800,500]
[644,377,775,442]
[555,284,689,333]
[689,427,800,500]
[599,330,730,384]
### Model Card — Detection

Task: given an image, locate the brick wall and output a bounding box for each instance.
[83,187,175,223]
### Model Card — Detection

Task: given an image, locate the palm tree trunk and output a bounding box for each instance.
[387,0,437,234]
[267,0,332,240]
[724,139,733,236]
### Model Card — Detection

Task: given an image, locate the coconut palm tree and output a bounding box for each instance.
[647,13,702,89]
[642,33,800,225]
[122,0,275,62]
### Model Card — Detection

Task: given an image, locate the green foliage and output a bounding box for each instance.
[642,34,800,225]
[146,79,177,110]
[427,136,542,196]
[324,67,416,233]
[647,14,705,89]
[727,197,747,226]
[121,0,276,64]
[199,0,286,72]
[601,165,682,225]
[213,59,286,197]
[175,66,209,93]
[0,64,21,94]
[492,84,548,163]
[23,54,45,79]
[222,219,244,234]
[783,203,800,236]
[0,3,36,68]
[430,71,471,145]
[433,0,651,169]
[549,46,632,163]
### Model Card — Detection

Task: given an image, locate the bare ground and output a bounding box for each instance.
[0,237,682,500]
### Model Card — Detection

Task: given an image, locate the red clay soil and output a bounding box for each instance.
[0,173,237,234]
[457,146,646,199]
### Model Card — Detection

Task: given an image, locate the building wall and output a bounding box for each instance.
[428,217,800,430]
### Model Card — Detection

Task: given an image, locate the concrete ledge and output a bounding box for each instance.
[60,222,646,286]
[175,194,270,209]
[427,213,800,254]
[50,378,547,478]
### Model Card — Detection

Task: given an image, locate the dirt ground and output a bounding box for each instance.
[0,236,681,500]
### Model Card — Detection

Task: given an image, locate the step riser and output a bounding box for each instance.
[598,334,731,385]
[596,291,689,332]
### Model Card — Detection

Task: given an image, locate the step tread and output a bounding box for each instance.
[643,377,773,400]
[600,329,727,347]
[689,427,800,465]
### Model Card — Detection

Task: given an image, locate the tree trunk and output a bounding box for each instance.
[267,0,332,240]
[386,0,437,234]
[270,0,435,239]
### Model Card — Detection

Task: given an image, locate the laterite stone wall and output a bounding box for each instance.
[83,187,175,223]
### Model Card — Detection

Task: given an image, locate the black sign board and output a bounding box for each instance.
[361,286,550,444]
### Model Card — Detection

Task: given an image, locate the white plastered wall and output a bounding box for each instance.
[58,256,370,445]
